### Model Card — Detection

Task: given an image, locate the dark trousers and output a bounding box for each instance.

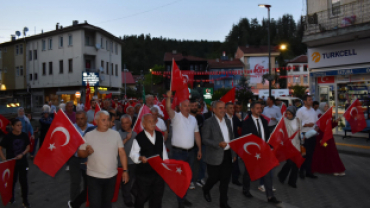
[243,167,274,198]
[268,125,276,134]
[171,147,195,202]
[69,156,82,200]
[87,175,117,208]
[231,156,240,183]
[278,160,298,185]
[203,150,232,205]
[30,138,38,156]
[300,136,316,175]
[11,164,29,204]
[121,164,137,204]
[134,173,165,208]
[194,145,206,182]
[70,169,87,208]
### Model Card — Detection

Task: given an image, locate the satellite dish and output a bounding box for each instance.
[95,43,101,50]
[15,31,21,37]
[99,66,104,72]
[23,27,29,36]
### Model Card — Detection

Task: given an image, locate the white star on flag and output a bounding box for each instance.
[176,167,182,174]
[280,141,284,146]
[255,153,261,160]
[48,143,56,151]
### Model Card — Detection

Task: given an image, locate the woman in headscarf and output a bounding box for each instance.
[311,102,345,176]
[277,106,301,188]
[17,107,33,137]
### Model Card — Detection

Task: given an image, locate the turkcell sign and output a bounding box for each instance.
[308,39,370,69]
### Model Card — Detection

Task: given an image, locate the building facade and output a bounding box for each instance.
[208,56,244,90]
[0,21,123,112]
[303,0,370,132]
[286,55,309,88]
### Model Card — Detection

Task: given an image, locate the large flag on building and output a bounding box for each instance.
[148,156,192,198]
[316,107,333,145]
[0,115,10,134]
[343,99,367,134]
[229,134,279,181]
[34,110,85,177]
[84,82,91,112]
[220,87,235,104]
[0,159,16,206]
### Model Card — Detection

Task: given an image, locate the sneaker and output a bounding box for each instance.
[338,172,346,176]
[258,185,265,192]
[196,180,204,187]
[272,186,276,192]
[189,182,195,190]
[65,166,69,171]
[9,200,15,204]
[333,173,340,176]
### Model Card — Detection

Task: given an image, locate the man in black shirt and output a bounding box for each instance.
[0,119,31,208]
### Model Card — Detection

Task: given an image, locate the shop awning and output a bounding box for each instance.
[56,90,79,95]
[97,90,121,95]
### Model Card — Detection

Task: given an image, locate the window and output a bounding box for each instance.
[29,74,32,80]
[29,50,32,61]
[294,76,300,83]
[34,50,37,60]
[68,59,73,73]
[49,38,52,50]
[0,49,1,59]
[115,44,118,54]
[111,42,113,53]
[34,73,38,80]
[190,65,194,70]
[19,44,23,54]
[101,38,103,48]
[111,63,113,75]
[293,65,300,72]
[59,60,63,74]
[106,63,109,74]
[49,62,53,75]
[68,35,73,46]
[85,36,90,46]
[42,40,46,50]
[101,60,104,73]
[59,36,63,47]
[303,65,308,71]
[115,64,118,76]
[166,65,170,71]
[16,45,19,55]
[195,65,199,71]
[106,40,108,51]
[303,76,308,84]
[331,0,341,16]
[42,63,46,75]
[20,66,23,76]
[16,67,19,76]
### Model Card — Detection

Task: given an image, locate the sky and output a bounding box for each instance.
[0,0,304,43]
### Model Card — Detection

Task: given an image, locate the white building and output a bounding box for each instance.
[25,21,122,111]
[286,55,309,88]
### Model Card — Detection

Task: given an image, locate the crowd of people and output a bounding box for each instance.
[0,93,346,208]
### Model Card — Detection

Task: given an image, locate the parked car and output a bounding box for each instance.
[277,96,303,107]
[0,105,21,120]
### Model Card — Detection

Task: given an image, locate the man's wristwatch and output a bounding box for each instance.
[123,170,128,173]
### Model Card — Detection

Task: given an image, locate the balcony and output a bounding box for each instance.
[302,0,370,46]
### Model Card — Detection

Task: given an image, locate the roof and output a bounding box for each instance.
[208,59,244,69]
[287,55,308,64]
[163,52,207,62]
[238,45,278,54]
[0,22,123,46]
[121,72,135,84]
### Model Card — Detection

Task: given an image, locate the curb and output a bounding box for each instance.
[338,149,370,158]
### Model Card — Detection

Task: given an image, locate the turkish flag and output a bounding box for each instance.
[281,103,287,115]
[160,99,169,121]
[154,96,159,105]
[170,60,187,92]
[84,82,91,112]
[171,87,189,109]
[0,159,16,206]
[92,103,101,126]
[268,118,289,148]
[317,76,335,84]
[220,87,235,104]
[229,134,279,181]
[34,110,85,177]
[106,93,112,99]
[316,107,333,145]
[28,132,35,153]
[148,156,192,198]
[343,99,367,134]
[0,114,10,134]
[132,105,164,135]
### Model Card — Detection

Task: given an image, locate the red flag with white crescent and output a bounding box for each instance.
[132,105,164,135]
[148,156,192,198]
[92,103,102,126]
[220,87,235,104]
[316,107,333,145]
[281,103,287,115]
[170,59,187,92]
[343,99,367,134]
[0,159,16,206]
[34,110,85,177]
[0,115,10,134]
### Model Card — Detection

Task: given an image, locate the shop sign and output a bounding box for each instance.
[317,76,335,84]
[82,72,99,86]
[98,87,108,91]
[258,89,289,98]
[203,88,213,104]
[311,67,370,77]
[308,39,370,69]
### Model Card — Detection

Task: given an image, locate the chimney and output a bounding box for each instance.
[60,25,63,29]
[73,20,79,26]
[56,23,59,30]
[11,35,16,41]
[84,20,88,24]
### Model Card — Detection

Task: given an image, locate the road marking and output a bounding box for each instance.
[336,143,370,150]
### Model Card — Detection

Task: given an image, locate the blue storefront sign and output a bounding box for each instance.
[310,67,370,77]
[82,72,99,86]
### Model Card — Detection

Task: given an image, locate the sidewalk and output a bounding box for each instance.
[334,134,370,157]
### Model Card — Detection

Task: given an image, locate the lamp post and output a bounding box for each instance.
[259,4,272,97]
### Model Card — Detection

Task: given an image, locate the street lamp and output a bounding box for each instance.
[259,4,272,97]
[280,44,287,50]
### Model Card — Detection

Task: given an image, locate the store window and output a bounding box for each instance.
[303,76,308,84]
[294,76,300,83]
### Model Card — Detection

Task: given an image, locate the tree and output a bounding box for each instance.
[291,84,307,98]
[190,89,201,100]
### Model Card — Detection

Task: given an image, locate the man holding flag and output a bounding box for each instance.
[262,96,282,133]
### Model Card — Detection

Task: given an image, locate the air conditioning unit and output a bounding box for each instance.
[307,13,318,24]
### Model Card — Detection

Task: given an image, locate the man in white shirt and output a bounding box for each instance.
[262,96,282,134]
[78,111,129,208]
[166,90,202,208]
[296,95,319,179]
[129,114,168,208]
[146,94,164,117]
[151,107,168,141]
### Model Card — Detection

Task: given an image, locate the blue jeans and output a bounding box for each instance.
[171,147,196,203]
